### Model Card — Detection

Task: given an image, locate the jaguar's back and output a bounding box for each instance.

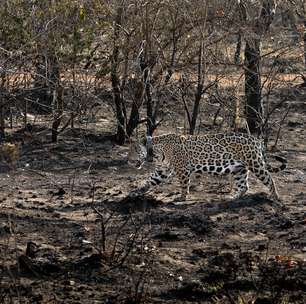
[180,133,263,169]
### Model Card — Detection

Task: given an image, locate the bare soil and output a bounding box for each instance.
[0,93,306,303]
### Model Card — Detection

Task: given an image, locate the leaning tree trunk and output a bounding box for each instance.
[244,39,262,134]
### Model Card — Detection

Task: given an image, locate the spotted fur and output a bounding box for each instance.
[131,133,287,201]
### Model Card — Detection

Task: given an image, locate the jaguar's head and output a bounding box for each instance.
[128,135,164,169]
[128,136,149,169]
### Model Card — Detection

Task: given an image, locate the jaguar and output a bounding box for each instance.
[129,132,287,201]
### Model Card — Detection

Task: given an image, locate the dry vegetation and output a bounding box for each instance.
[0,1,306,303]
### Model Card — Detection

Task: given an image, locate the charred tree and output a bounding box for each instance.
[32,52,60,114]
[234,1,247,65]
[139,50,157,162]
[0,101,5,140]
[190,40,204,135]
[245,39,262,134]
[51,84,64,143]
[0,77,6,140]
[189,2,208,135]
[234,34,242,65]
[304,19,306,67]
[111,4,126,145]
[244,0,276,134]
[126,80,144,138]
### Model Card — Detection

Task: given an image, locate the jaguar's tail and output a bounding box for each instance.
[267,155,287,173]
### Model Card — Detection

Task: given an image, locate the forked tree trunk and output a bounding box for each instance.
[111,11,145,143]
[126,80,144,137]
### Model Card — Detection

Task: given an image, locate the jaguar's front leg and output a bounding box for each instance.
[130,167,173,197]
[177,169,191,201]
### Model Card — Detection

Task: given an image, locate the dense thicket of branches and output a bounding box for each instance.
[0,0,305,144]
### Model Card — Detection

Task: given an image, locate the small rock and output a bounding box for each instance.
[287,120,303,127]
[0,225,10,235]
[53,188,66,196]
[254,297,273,304]
[26,241,39,258]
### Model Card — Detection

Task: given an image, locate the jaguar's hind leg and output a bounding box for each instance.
[232,165,249,199]
[193,160,249,199]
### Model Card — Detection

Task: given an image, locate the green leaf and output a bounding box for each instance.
[79,5,85,21]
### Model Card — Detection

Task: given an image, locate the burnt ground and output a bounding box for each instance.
[0,95,306,303]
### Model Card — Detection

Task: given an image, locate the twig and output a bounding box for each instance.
[271,106,291,151]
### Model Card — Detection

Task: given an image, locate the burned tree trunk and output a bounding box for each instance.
[190,41,204,135]
[144,69,155,138]
[111,4,126,145]
[244,39,262,134]
[126,80,144,137]
[32,52,60,113]
[139,51,157,162]
[51,84,64,143]
[234,2,247,65]
[0,87,6,140]
[188,3,207,135]
[145,69,154,162]
[0,102,5,140]
[304,20,306,68]
[0,49,8,139]
[111,68,125,145]
[244,0,276,135]
[234,34,242,65]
